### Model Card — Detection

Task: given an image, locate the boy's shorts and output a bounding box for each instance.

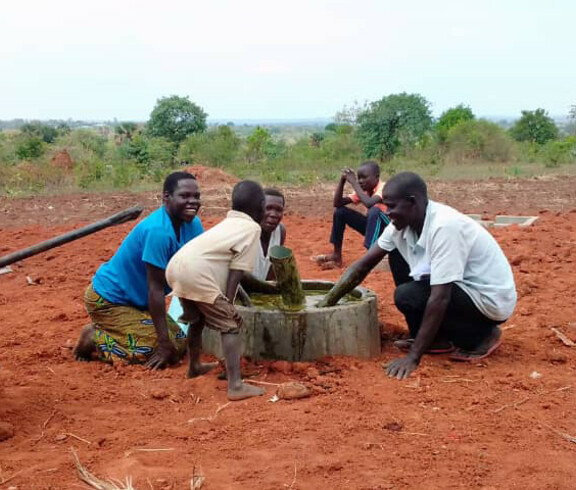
[178,296,243,334]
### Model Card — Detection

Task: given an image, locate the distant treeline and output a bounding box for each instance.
[1,94,575,195]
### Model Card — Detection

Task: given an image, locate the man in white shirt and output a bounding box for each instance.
[319,172,517,379]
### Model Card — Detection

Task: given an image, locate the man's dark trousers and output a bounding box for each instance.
[389,254,501,350]
[330,205,390,250]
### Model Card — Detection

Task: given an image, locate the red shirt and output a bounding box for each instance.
[348,179,386,212]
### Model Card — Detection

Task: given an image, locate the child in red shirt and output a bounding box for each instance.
[314,161,390,268]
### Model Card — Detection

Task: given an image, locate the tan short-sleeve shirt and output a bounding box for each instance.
[166,210,261,304]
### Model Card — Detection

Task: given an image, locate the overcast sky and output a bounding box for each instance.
[1,0,574,121]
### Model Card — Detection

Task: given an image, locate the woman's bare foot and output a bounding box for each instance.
[74,324,96,361]
[187,362,219,378]
[227,382,265,401]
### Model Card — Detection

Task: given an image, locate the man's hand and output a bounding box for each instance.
[146,339,178,370]
[385,356,419,379]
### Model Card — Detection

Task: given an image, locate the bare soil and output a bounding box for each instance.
[1,173,576,489]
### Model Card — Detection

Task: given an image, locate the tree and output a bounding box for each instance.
[309,132,325,147]
[435,104,475,143]
[246,126,274,163]
[20,122,59,144]
[115,122,138,142]
[356,93,433,161]
[147,95,207,145]
[509,108,558,145]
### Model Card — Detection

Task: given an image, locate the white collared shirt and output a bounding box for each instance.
[377,201,517,321]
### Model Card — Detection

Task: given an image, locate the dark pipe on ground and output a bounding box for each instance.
[0,205,143,268]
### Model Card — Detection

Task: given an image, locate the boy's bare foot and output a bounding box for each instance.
[227,382,265,401]
[311,254,342,268]
[449,326,502,362]
[74,324,96,361]
[187,362,219,378]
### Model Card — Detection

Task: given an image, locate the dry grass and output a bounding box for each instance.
[191,465,205,489]
[71,448,135,490]
[188,402,231,424]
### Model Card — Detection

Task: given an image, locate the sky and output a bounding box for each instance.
[1,0,575,122]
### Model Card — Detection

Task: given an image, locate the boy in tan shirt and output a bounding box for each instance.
[166,180,266,401]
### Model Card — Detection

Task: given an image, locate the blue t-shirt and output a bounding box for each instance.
[93,206,204,309]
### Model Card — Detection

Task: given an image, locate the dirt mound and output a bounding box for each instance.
[183,164,239,188]
[50,150,74,171]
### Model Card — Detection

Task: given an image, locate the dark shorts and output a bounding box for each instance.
[178,296,243,334]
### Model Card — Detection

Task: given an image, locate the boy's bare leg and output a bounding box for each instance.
[221,332,265,401]
[187,321,218,378]
[74,324,96,361]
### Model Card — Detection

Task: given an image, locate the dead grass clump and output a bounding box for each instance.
[71,448,134,490]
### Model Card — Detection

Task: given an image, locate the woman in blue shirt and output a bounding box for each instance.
[74,171,204,369]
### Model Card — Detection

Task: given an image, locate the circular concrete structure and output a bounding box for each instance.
[202,281,380,361]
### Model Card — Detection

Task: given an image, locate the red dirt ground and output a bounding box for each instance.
[1,174,576,489]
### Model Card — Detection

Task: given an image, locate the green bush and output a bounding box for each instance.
[509,109,558,145]
[435,104,474,143]
[178,125,241,167]
[56,130,107,160]
[15,135,45,160]
[245,126,276,163]
[20,122,60,143]
[541,137,576,167]
[446,119,516,162]
[0,132,17,165]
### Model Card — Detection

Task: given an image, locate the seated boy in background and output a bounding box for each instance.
[166,180,266,401]
[313,161,390,268]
